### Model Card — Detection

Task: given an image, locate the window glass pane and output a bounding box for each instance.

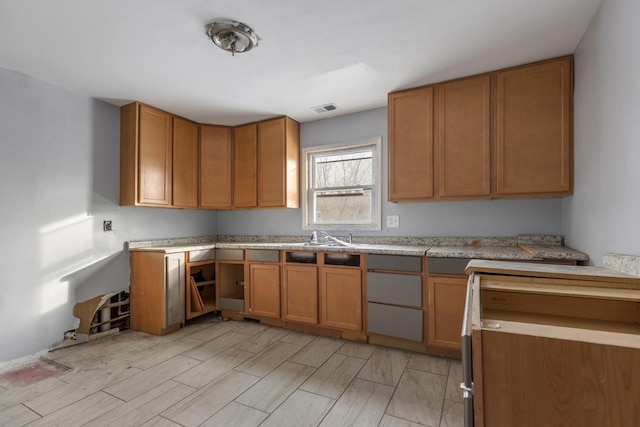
[314,152,373,188]
[314,189,372,223]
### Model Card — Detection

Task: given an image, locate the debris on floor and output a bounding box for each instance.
[0,358,68,387]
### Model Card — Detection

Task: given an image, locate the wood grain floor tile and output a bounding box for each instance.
[128,337,203,370]
[235,361,315,413]
[182,331,250,361]
[0,403,40,427]
[183,320,239,342]
[231,321,270,335]
[379,414,424,427]
[406,353,450,376]
[260,389,335,427]
[25,391,122,427]
[336,341,377,359]
[299,353,366,399]
[234,341,303,377]
[86,381,196,427]
[440,399,464,427]
[0,377,65,412]
[445,360,463,402]
[161,371,258,427]
[199,402,268,427]
[386,368,447,426]
[319,378,394,427]
[279,331,316,346]
[357,347,410,386]
[139,415,184,427]
[173,347,254,389]
[233,326,291,353]
[104,355,200,401]
[288,336,344,368]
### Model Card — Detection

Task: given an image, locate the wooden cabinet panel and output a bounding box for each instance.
[233,123,258,208]
[435,75,491,198]
[130,251,184,335]
[427,276,466,351]
[199,125,232,209]
[283,265,318,324]
[258,117,299,208]
[248,263,281,318]
[172,117,198,208]
[495,57,573,196]
[319,267,362,331]
[388,86,434,201]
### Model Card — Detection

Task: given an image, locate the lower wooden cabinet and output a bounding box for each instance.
[247,263,281,318]
[282,264,318,324]
[319,267,363,332]
[129,251,185,335]
[427,276,467,351]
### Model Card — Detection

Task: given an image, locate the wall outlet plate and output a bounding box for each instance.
[103,220,112,232]
[387,215,400,228]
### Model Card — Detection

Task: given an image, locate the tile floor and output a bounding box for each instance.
[0,318,463,427]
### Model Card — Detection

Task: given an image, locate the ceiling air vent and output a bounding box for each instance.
[311,103,339,114]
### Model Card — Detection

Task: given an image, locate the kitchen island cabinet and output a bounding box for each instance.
[465,260,640,427]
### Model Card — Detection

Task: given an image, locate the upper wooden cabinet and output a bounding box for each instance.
[258,117,300,208]
[495,57,573,196]
[233,117,300,209]
[388,86,434,201]
[172,117,199,208]
[233,123,258,208]
[121,102,173,206]
[199,124,232,209]
[388,56,573,202]
[435,75,491,199]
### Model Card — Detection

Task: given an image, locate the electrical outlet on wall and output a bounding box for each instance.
[387,215,400,228]
[103,220,112,232]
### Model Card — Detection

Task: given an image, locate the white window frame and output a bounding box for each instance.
[302,137,382,231]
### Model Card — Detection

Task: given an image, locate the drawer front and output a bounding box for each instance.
[367,254,422,272]
[427,257,471,275]
[367,272,422,307]
[188,249,216,263]
[247,249,280,263]
[367,302,423,342]
[216,249,244,261]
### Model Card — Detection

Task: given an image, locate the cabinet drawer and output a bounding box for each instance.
[247,249,280,263]
[367,254,422,272]
[367,272,422,308]
[188,249,216,263]
[367,302,423,342]
[427,258,471,275]
[216,249,244,261]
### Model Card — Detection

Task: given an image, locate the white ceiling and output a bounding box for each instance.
[0,0,601,126]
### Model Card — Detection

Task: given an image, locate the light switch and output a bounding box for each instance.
[387,215,400,228]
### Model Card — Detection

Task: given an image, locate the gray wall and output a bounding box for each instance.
[563,0,640,265]
[0,68,217,363]
[218,108,564,238]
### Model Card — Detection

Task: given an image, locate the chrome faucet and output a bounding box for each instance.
[319,231,354,247]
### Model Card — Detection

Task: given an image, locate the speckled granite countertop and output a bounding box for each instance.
[128,234,588,262]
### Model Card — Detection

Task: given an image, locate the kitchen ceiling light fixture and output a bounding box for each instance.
[206,20,259,56]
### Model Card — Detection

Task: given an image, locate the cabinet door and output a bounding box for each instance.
[233,123,258,208]
[495,57,573,196]
[138,104,173,205]
[319,267,362,331]
[283,265,318,324]
[172,117,198,208]
[200,125,232,209]
[427,276,466,350]
[435,75,491,198]
[258,118,300,208]
[248,263,281,318]
[388,86,434,201]
[164,253,186,328]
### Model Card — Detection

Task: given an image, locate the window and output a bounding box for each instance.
[303,137,381,230]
